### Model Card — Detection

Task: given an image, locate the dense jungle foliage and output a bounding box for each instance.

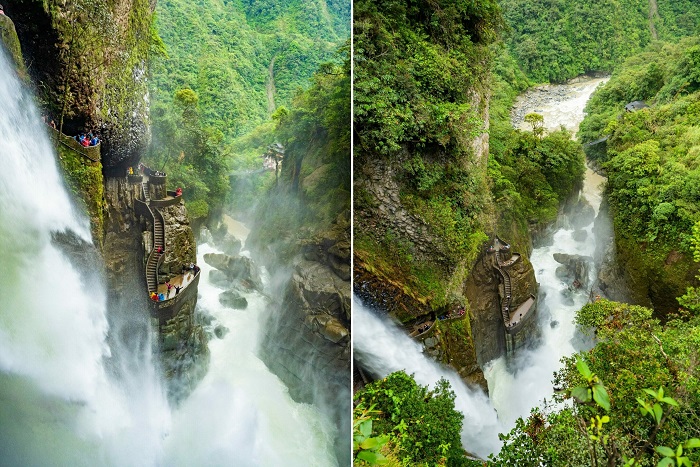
[145,0,349,223]
[492,296,700,465]
[500,0,700,83]
[577,37,700,311]
[355,3,700,466]
[354,372,466,467]
[488,49,586,235]
[247,48,350,259]
[353,0,504,309]
[151,0,349,142]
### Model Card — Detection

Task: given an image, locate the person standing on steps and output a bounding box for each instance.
[0,4,5,15]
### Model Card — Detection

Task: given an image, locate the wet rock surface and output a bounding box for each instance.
[203,252,263,291]
[103,176,208,404]
[219,290,248,309]
[466,243,539,366]
[553,253,593,288]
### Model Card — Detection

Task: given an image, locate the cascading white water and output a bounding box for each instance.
[485,165,606,427]
[164,243,338,466]
[354,76,610,457]
[485,77,610,429]
[353,297,504,458]
[0,44,337,465]
[0,47,170,465]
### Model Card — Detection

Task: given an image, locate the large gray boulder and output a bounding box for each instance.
[219,290,248,309]
[553,253,592,288]
[204,253,263,291]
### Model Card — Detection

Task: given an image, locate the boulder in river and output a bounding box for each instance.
[553,253,593,288]
[214,325,229,339]
[219,290,248,309]
[204,252,263,291]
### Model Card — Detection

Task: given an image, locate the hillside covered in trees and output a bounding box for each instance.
[143,0,350,224]
[354,1,700,465]
[579,36,700,315]
[500,0,700,82]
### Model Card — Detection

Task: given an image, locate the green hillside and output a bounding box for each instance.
[500,0,700,83]
[150,0,349,142]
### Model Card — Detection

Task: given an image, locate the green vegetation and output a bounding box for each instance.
[55,144,104,247]
[488,49,585,234]
[353,0,504,309]
[354,371,468,466]
[578,37,700,312]
[247,48,350,258]
[147,0,349,223]
[150,0,349,143]
[147,87,229,224]
[500,0,700,83]
[491,299,700,465]
[0,15,27,79]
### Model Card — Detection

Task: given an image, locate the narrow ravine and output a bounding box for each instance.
[354,75,613,456]
[486,75,611,427]
[164,243,338,466]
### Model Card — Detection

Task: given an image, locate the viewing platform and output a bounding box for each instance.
[408,319,436,340]
[48,126,101,162]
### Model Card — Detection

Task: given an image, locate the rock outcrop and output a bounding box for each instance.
[10,0,153,171]
[0,13,27,79]
[465,243,539,365]
[553,253,592,288]
[160,203,197,281]
[255,213,351,463]
[102,176,208,403]
[203,252,263,291]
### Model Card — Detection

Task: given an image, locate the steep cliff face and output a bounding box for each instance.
[103,176,207,402]
[353,134,495,386]
[157,198,207,401]
[465,245,538,365]
[10,0,153,171]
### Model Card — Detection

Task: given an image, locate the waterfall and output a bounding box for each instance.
[164,243,338,466]
[0,47,170,464]
[0,45,338,465]
[485,77,610,430]
[353,297,504,458]
[485,166,606,427]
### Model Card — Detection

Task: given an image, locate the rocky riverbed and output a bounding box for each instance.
[511,76,609,136]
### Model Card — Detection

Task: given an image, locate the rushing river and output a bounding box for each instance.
[0,46,336,465]
[354,75,610,456]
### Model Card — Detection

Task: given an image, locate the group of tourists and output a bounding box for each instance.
[150,292,165,302]
[416,322,432,334]
[75,132,100,147]
[183,262,200,275]
[165,282,183,296]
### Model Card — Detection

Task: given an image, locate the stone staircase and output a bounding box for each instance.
[142,180,151,203]
[143,180,164,294]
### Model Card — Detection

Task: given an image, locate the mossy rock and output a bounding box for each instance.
[0,15,27,80]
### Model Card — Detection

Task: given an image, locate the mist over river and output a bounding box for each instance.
[0,46,336,466]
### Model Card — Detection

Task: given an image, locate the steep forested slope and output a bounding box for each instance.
[579,37,700,315]
[500,0,700,82]
[151,0,349,141]
[353,0,503,312]
[145,0,349,223]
